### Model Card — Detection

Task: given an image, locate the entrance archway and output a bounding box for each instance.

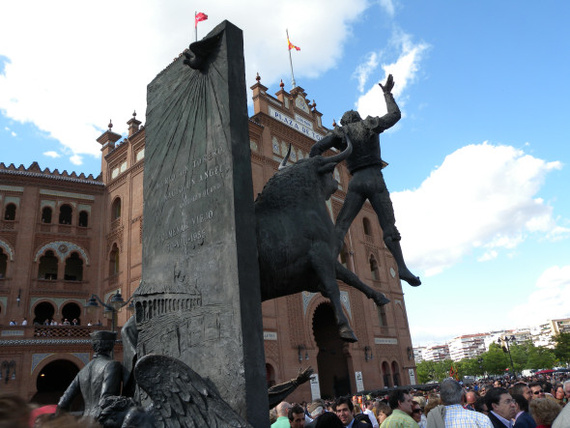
[32,359,83,410]
[312,303,351,399]
[34,302,55,325]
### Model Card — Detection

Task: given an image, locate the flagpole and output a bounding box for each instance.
[195,11,198,41]
[286,29,297,89]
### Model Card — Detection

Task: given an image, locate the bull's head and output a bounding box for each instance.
[280,135,353,172]
[256,137,353,209]
[308,136,353,200]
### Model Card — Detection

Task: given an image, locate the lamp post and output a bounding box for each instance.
[85,290,134,333]
[498,335,516,374]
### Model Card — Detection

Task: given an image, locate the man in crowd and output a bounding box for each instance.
[528,382,545,400]
[380,390,418,428]
[465,390,479,410]
[510,382,533,403]
[485,387,517,428]
[511,394,536,428]
[289,404,306,428]
[305,401,326,428]
[272,401,292,428]
[335,396,370,427]
[364,399,380,428]
[427,378,492,427]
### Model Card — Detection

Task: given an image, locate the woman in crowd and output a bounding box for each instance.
[529,398,562,428]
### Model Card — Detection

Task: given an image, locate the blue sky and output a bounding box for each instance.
[1,1,569,346]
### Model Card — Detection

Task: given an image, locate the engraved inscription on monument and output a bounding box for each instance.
[134,21,268,424]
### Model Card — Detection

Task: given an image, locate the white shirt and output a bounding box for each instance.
[364,408,380,428]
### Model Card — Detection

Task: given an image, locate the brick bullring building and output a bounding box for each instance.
[0,76,417,405]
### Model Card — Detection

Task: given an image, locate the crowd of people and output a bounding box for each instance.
[3,374,570,427]
[5,318,104,327]
[272,375,570,428]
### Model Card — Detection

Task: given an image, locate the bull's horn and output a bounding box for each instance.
[325,135,353,165]
[278,144,292,170]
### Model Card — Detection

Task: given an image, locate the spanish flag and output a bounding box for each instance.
[287,36,301,51]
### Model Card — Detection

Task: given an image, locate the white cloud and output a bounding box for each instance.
[356,29,429,117]
[353,52,379,93]
[70,155,82,166]
[391,142,566,276]
[379,0,397,17]
[43,151,61,159]
[477,250,498,262]
[0,0,369,162]
[509,265,570,326]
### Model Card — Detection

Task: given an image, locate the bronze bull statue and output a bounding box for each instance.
[255,137,389,342]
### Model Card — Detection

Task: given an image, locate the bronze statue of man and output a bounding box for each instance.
[310,74,420,286]
[57,331,122,420]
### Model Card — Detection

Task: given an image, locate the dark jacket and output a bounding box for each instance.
[514,411,537,428]
[488,411,511,428]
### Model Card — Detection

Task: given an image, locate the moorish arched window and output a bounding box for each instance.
[64,252,83,281]
[0,248,7,279]
[78,211,89,227]
[38,250,58,280]
[4,203,16,221]
[109,244,119,276]
[363,217,372,236]
[369,255,379,280]
[112,198,121,220]
[59,204,72,225]
[41,207,53,223]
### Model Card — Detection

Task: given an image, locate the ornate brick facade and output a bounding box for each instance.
[0,78,416,404]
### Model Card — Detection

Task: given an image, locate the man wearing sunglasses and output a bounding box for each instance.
[528,382,545,400]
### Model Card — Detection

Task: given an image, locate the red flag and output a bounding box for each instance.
[195,12,208,28]
[287,36,301,51]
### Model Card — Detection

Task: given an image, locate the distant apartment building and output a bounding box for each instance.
[422,344,450,362]
[483,329,533,352]
[531,318,570,348]
[415,321,565,365]
[447,334,486,361]
[413,346,425,363]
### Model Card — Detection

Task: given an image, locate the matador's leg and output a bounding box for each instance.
[335,187,366,255]
[368,189,421,287]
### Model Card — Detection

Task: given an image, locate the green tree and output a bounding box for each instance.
[527,344,556,369]
[483,343,510,375]
[416,359,455,383]
[509,342,529,373]
[456,357,484,378]
[553,332,570,366]
[416,360,438,384]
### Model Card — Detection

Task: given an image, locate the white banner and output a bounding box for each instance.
[355,371,364,392]
[408,368,416,385]
[310,374,321,400]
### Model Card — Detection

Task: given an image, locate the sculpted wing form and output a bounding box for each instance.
[134,354,251,428]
